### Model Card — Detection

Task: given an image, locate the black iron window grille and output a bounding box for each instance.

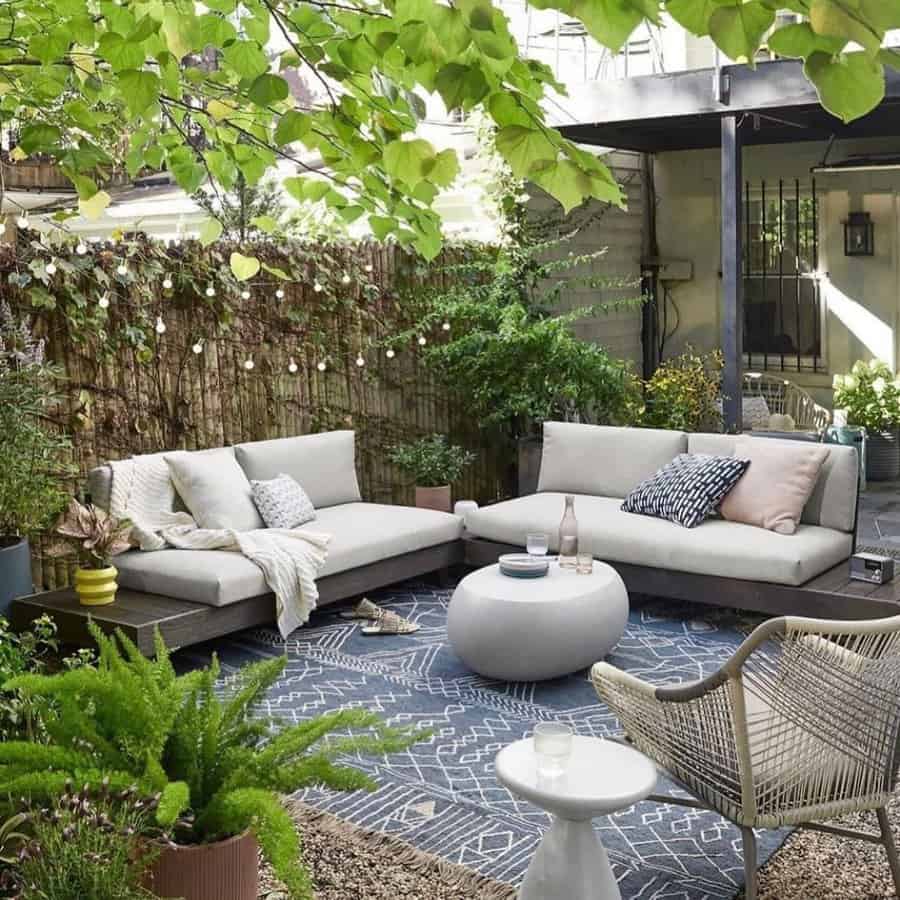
[743,178,823,373]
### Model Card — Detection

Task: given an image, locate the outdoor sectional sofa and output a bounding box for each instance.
[83,430,464,645]
[464,421,870,619]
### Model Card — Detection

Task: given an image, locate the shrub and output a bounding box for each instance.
[388,434,476,486]
[0,624,424,899]
[833,360,900,433]
[641,349,724,433]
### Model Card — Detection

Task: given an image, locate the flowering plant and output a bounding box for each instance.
[833,360,900,433]
[48,499,132,570]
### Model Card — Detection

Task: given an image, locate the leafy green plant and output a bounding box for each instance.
[48,498,132,570]
[640,349,724,433]
[0,302,72,539]
[0,624,423,899]
[12,781,159,900]
[388,434,476,487]
[833,359,900,433]
[0,810,30,895]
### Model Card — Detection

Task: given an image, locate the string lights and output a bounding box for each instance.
[275,288,285,299]
[205,285,216,297]
[98,293,110,309]
[45,261,57,275]
[240,289,250,300]
[316,360,327,372]
[386,348,396,359]
[116,262,128,276]
[76,241,88,255]
[355,353,365,367]
[192,340,204,354]
[162,276,173,290]
[288,357,298,373]
[243,357,255,371]
[155,316,166,335]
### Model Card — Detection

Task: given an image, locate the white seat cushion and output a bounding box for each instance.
[465,493,852,587]
[115,502,463,606]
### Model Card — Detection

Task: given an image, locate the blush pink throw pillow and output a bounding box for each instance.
[719,438,829,535]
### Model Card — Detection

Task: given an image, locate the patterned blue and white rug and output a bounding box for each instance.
[177,581,786,899]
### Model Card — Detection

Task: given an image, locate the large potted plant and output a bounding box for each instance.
[0,624,421,900]
[834,360,900,481]
[388,434,476,512]
[0,302,71,615]
[48,498,132,606]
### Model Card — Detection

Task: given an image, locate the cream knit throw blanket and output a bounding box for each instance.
[108,455,330,637]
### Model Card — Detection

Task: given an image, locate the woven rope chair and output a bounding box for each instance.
[593,614,900,898]
[742,372,831,432]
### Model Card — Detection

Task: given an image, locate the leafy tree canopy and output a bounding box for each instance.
[2,0,898,262]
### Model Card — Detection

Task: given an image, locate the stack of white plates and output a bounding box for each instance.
[499,553,549,579]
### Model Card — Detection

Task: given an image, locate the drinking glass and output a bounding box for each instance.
[526,533,549,557]
[533,722,573,776]
[576,552,594,575]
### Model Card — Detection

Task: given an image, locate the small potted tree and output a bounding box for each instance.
[834,360,900,481]
[49,498,132,606]
[0,302,71,616]
[388,434,476,512]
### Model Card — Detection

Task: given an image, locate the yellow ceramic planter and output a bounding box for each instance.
[74,566,118,606]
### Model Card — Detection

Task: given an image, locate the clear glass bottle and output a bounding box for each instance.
[558,494,578,569]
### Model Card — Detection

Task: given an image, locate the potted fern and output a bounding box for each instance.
[0,624,421,900]
[388,434,476,512]
[48,498,132,606]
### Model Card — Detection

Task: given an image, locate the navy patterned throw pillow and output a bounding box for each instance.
[621,453,750,529]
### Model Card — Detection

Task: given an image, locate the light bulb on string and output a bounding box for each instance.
[16,215,28,229]
[116,262,128,276]
[356,354,365,368]
[243,357,255,371]
[240,289,250,300]
[76,241,88,255]
[45,261,57,276]
[162,277,173,290]
[386,348,396,359]
[205,285,216,298]
[316,360,327,372]
[275,288,285,300]
[192,340,204,355]
[98,293,110,310]
[417,335,427,346]
[442,322,451,332]
[313,281,323,293]
[364,263,373,273]
[288,358,298,374]
[155,316,166,335]
[341,273,351,285]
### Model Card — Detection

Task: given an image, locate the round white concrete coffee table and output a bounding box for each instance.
[496,736,657,900]
[447,562,628,680]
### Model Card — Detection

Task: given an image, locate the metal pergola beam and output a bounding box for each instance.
[721,115,744,433]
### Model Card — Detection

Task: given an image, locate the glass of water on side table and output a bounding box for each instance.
[526,532,549,558]
[533,722,574,777]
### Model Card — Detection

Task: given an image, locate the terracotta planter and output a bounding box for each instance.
[0,537,33,618]
[145,831,258,900]
[415,485,452,512]
[74,565,118,606]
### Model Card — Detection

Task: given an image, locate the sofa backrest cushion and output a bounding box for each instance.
[537,422,688,499]
[234,430,362,509]
[687,433,858,533]
[88,464,113,511]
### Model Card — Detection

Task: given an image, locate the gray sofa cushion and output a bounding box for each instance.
[235,431,361,509]
[537,422,688,499]
[166,447,264,531]
[464,492,851,587]
[114,502,463,606]
[88,464,113,511]
[687,433,858,533]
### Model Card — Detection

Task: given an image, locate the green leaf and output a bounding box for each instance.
[78,190,111,221]
[118,70,160,115]
[19,123,62,155]
[424,149,460,188]
[383,138,436,187]
[98,32,147,71]
[198,217,223,246]
[28,30,69,65]
[709,2,774,64]
[494,125,557,178]
[274,111,311,146]
[804,51,885,123]
[568,0,645,53]
[666,0,717,36]
[230,252,260,281]
[369,215,397,240]
[250,215,279,234]
[261,262,291,280]
[767,23,847,58]
[199,13,237,47]
[223,40,270,79]
[809,0,882,56]
[248,74,289,107]
[435,64,488,111]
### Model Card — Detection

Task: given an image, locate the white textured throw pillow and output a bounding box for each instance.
[251,474,316,529]
[165,447,264,531]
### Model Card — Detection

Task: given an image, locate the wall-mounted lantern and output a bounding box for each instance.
[844,211,875,257]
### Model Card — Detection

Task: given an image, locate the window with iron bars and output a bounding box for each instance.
[743,178,823,373]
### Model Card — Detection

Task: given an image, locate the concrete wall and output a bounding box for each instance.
[654,137,900,407]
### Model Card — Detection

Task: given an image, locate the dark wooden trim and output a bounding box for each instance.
[463,537,900,621]
[721,114,744,434]
[11,541,464,655]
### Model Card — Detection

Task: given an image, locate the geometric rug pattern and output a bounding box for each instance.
[177,581,788,899]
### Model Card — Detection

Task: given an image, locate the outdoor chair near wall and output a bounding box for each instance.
[743,372,831,433]
[593,614,900,899]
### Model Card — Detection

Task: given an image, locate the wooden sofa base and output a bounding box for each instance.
[12,541,464,656]
[464,537,900,621]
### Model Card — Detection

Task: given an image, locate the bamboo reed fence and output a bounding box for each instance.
[1,239,511,589]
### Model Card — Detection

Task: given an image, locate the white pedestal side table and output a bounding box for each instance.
[447,562,628,681]
[496,736,657,900]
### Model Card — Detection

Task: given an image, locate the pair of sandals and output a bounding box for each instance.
[338,597,420,635]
